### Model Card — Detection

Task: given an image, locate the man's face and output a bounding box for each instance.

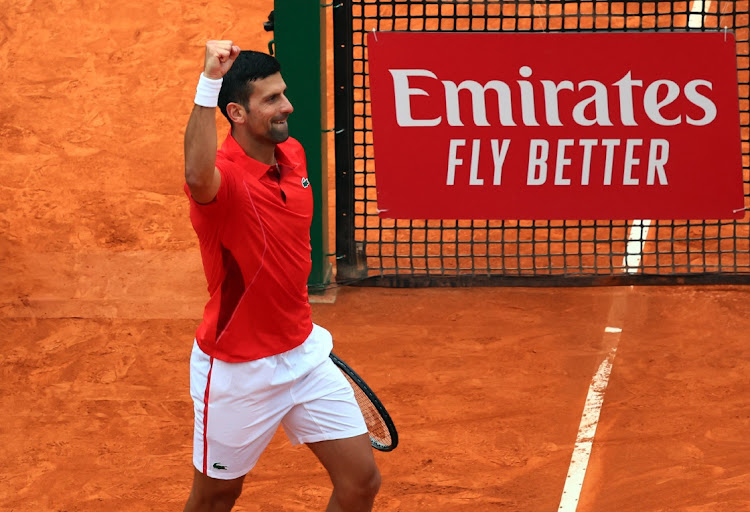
[243,72,294,144]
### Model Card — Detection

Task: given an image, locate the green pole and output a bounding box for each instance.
[273,0,331,292]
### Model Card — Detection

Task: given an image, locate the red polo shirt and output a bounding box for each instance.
[185,133,314,362]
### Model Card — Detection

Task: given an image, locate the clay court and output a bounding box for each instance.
[2,1,750,511]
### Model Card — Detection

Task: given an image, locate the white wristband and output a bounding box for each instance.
[194,73,223,108]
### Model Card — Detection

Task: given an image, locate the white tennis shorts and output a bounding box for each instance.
[190,324,368,480]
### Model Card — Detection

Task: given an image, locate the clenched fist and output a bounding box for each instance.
[203,40,241,80]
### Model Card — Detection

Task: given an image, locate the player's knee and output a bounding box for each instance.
[186,479,243,511]
[336,464,381,506]
[367,465,382,497]
[219,484,243,505]
[362,464,382,498]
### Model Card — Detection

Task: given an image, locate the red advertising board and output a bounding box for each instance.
[366,32,744,219]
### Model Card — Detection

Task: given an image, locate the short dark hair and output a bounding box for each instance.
[218,50,281,123]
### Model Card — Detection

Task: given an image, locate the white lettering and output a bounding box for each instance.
[579,139,598,185]
[390,69,442,127]
[443,80,516,127]
[491,139,511,185]
[647,139,669,185]
[518,66,540,126]
[684,79,717,126]
[469,139,483,185]
[554,139,574,185]
[573,80,613,126]
[389,68,718,128]
[446,139,465,185]
[623,139,643,185]
[450,138,670,187]
[613,71,642,126]
[644,80,681,126]
[601,139,621,185]
[541,80,574,126]
[528,139,549,185]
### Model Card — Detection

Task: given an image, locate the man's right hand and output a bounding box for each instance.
[184,40,238,204]
[203,40,241,80]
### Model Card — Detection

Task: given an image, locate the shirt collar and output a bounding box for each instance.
[219,131,298,179]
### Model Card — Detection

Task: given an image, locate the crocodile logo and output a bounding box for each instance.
[301,177,310,188]
[212,462,228,470]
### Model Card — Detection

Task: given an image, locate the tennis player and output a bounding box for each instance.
[182,40,381,511]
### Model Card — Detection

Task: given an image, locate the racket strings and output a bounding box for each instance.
[343,373,393,446]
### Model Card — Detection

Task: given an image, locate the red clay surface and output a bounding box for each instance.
[2,1,750,511]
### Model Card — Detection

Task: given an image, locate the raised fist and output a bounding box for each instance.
[203,40,241,79]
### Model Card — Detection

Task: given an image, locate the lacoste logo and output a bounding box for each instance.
[301,177,310,188]
[212,462,228,470]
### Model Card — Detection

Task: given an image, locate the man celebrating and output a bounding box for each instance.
[182,40,380,512]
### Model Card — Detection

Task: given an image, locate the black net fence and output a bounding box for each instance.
[333,0,750,286]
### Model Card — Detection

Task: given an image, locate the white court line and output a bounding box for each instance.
[558,3,711,509]
[623,219,652,273]
[558,344,619,511]
[688,1,712,29]
[558,308,625,511]
[557,220,650,509]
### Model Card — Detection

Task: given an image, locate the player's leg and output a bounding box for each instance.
[187,341,291,510]
[184,469,245,512]
[282,353,381,511]
[307,434,381,512]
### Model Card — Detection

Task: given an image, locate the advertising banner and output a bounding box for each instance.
[367,32,744,219]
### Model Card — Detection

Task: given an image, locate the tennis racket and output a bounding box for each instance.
[329,352,399,452]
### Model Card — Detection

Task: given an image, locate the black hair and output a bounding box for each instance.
[218,50,281,123]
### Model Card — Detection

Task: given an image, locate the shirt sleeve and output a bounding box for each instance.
[185,164,236,232]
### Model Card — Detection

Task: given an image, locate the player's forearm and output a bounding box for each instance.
[184,105,218,188]
[184,41,240,196]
